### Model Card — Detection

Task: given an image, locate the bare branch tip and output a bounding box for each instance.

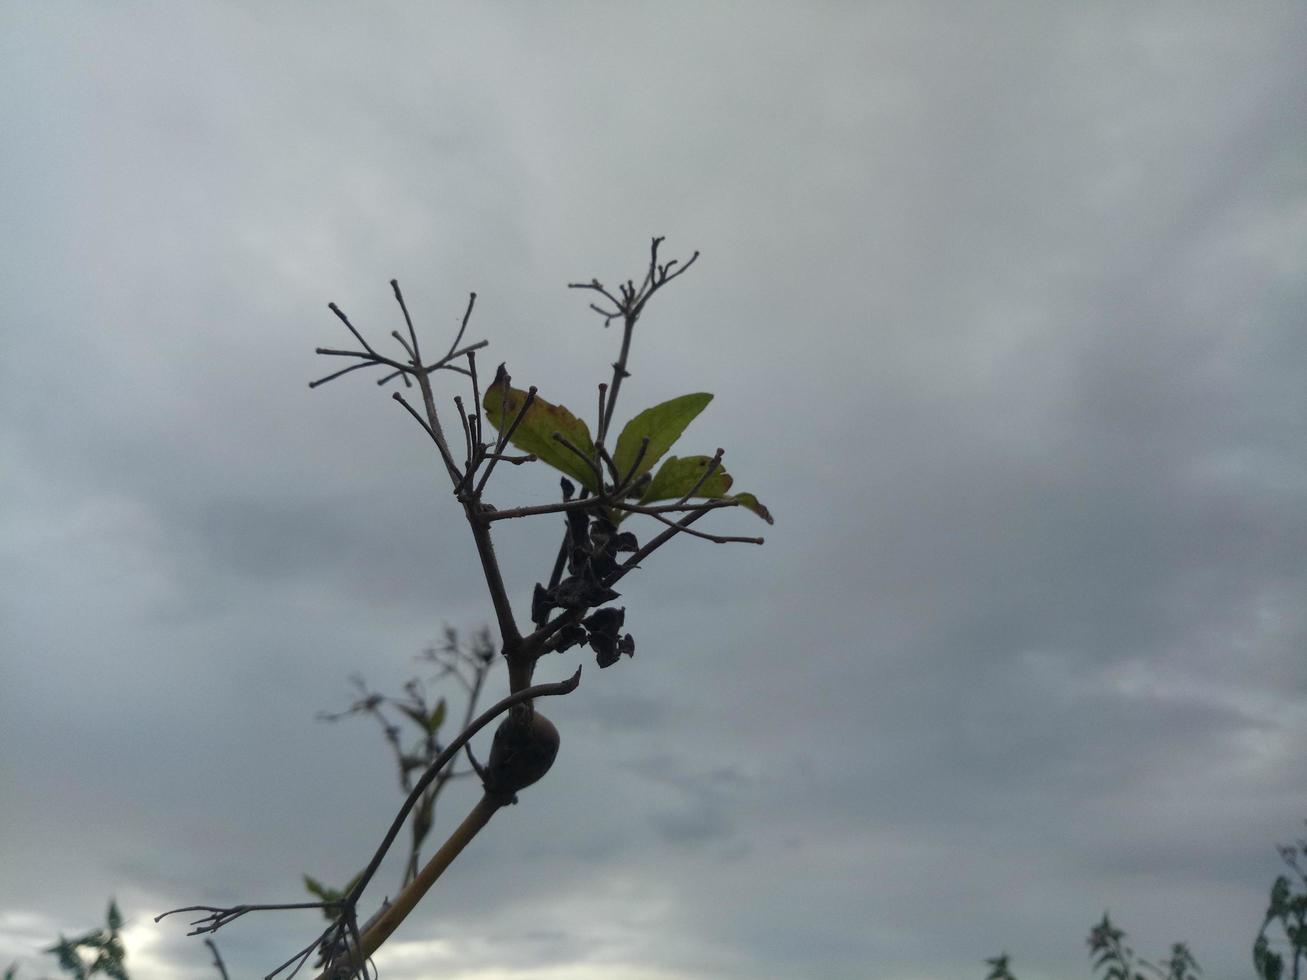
[563,663,583,691]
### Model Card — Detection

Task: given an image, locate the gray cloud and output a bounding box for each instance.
[3,3,1306,980]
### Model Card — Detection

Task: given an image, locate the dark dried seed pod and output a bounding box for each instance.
[483,711,561,797]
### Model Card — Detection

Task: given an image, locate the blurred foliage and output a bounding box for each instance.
[983,819,1307,978]
[984,952,1018,980]
[9,630,496,980]
[42,901,128,980]
[1253,821,1307,980]
[986,914,1199,980]
[307,626,497,902]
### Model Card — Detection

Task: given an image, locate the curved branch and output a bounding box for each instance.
[158,670,581,979]
[316,668,580,977]
[319,793,502,977]
[343,667,582,911]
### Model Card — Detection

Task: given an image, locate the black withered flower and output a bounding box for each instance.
[531,583,553,626]
[552,623,588,653]
[551,574,620,610]
[582,606,625,636]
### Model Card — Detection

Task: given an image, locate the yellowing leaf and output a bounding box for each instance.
[484,381,599,490]
[636,455,772,524]
[727,491,773,524]
[640,454,733,503]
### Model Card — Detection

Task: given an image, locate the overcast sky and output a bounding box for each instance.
[3,4,1306,979]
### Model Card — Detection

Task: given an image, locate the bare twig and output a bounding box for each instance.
[374,367,412,388]
[454,395,473,473]
[313,347,410,374]
[422,340,487,376]
[390,330,417,363]
[597,444,620,484]
[603,506,713,589]
[615,500,764,545]
[483,495,741,523]
[328,303,379,356]
[308,359,388,390]
[391,287,465,490]
[391,392,468,492]
[313,300,486,394]
[156,901,334,936]
[569,237,699,449]
[205,938,230,980]
[467,350,484,448]
[390,280,423,368]
[481,496,602,522]
[552,432,604,488]
[445,292,477,361]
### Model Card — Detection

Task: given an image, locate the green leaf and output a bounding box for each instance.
[302,875,339,903]
[640,455,733,504]
[612,393,712,485]
[636,456,773,524]
[105,901,122,933]
[427,698,446,734]
[305,872,362,920]
[47,938,86,979]
[483,380,599,490]
[728,492,773,524]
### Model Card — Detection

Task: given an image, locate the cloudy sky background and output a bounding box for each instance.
[3,3,1306,978]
